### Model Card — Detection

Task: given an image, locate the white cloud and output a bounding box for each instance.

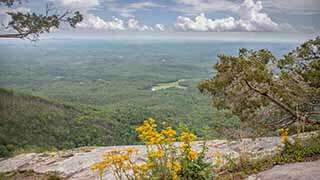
[175,0,294,32]
[77,14,165,32]
[77,14,125,30]
[155,24,165,31]
[127,19,152,31]
[175,14,237,31]
[127,19,148,31]
[141,25,153,31]
[127,19,139,30]
[55,0,99,9]
[127,19,165,31]
[238,0,279,31]
[174,0,238,14]
[264,0,320,15]
[128,2,165,9]
[107,1,165,17]
[174,0,320,15]
[108,6,135,18]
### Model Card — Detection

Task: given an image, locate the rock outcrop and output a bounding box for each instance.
[0,132,318,179]
[248,160,320,180]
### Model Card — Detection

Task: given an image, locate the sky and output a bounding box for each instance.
[0,0,320,36]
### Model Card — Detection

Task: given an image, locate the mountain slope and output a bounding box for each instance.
[0,88,113,157]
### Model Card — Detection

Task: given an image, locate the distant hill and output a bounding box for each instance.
[0,88,115,157]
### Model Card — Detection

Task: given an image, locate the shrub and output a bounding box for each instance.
[0,145,10,157]
[91,118,213,180]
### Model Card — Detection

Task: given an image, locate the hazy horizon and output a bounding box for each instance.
[1,31,317,44]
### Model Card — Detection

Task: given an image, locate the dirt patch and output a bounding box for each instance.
[151,79,187,91]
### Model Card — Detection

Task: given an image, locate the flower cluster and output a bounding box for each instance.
[135,118,184,179]
[92,118,205,180]
[91,148,138,179]
[279,128,288,144]
[135,118,166,145]
[147,149,164,158]
[179,132,198,161]
[179,132,197,142]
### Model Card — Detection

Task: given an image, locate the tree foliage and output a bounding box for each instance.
[0,0,83,40]
[199,37,320,129]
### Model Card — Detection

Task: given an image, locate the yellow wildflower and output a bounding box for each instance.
[145,133,163,144]
[126,147,138,154]
[93,118,212,179]
[161,127,176,137]
[166,161,181,172]
[172,161,181,172]
[148,150,165,158]
[147,161,155,168]
[161,127,177,144]
[133,163,150,173]
[167,161,181,180]
[179,143,189,152]
[187,150,198,160]
[179,132,197,142]
[136,118,166,144]
[122,162,132,171]
[213,151,222,159]
[172,172,178,180]
[279,128,288,143]
[91,161,109,172]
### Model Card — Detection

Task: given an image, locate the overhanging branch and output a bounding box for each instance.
[244,80,297,117]
[0,33,26,38]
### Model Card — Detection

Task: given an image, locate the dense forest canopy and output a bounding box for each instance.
[1,38,319,157]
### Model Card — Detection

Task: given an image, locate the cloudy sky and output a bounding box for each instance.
[0,0,320,34]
